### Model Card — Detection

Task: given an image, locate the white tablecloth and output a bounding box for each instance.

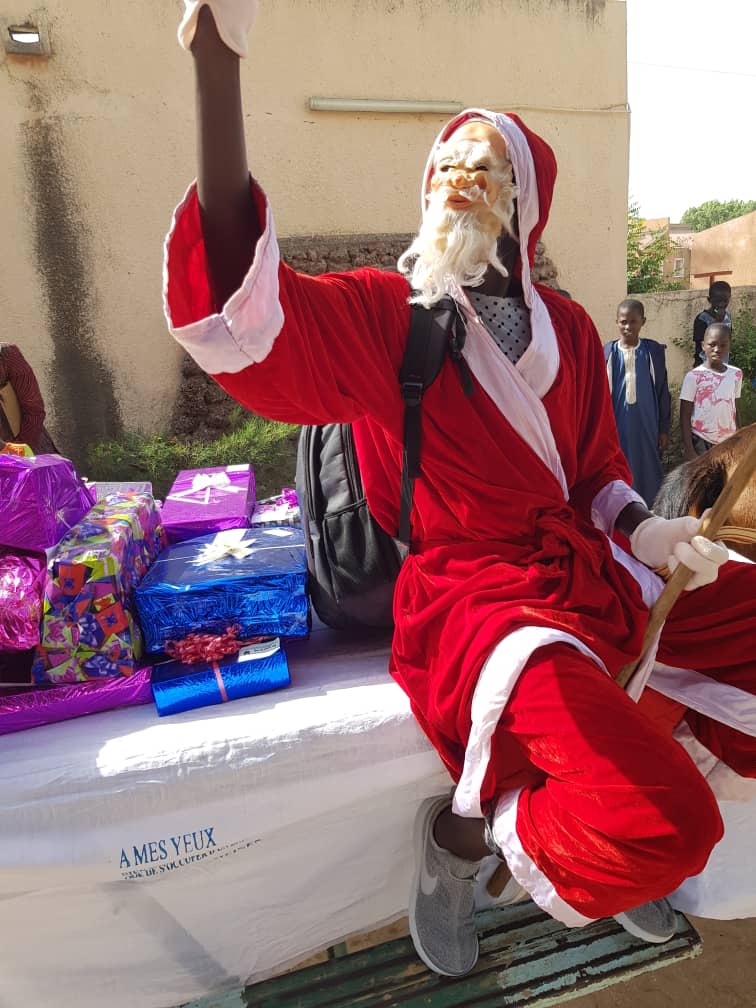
[0,625,752,1008]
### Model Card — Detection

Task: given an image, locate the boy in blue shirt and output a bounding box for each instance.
[604,299,671,506]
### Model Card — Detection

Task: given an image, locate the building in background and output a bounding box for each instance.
[642,217,693,289]
[689,209,756,290]
[0,0,630,456]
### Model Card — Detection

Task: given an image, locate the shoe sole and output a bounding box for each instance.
[613,910,675,944]
[408,795,479,978]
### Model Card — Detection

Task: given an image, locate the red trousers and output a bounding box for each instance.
[483,563,755,918]
[487,644,724,919]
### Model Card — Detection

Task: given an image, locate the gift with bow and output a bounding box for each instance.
[134,526,309,654]
[161,465,256,545]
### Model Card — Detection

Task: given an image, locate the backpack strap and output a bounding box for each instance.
[397,297,470,545]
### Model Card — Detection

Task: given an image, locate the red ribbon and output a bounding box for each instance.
[165,625,261,665]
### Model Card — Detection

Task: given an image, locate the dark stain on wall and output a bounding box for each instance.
[19,84,123,466]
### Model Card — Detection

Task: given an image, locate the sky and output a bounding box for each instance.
[626,0,756,222]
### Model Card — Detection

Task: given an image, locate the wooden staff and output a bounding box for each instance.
[487,433,756,898]
[616,432,756,689]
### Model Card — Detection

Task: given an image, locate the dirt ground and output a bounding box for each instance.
[573,916,756,1008]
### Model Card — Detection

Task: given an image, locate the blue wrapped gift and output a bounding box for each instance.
[134,527,309,654]
[151,637,290,716]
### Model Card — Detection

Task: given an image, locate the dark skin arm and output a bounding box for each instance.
[680,399,696,462]
[191,6,258,309]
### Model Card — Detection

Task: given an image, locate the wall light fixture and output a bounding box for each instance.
[2,20,50,56]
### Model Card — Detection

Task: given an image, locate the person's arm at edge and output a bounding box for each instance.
[692,314,706,364]
[191,6,259,310]
[656,343,671,453]
[680,399,695,461]
[4,345,45,449]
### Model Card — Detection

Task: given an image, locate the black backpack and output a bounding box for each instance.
[296,297,471,631]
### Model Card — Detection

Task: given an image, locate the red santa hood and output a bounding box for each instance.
[420,109,560,398]
[421,109,556,269]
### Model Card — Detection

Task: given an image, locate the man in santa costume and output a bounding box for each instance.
[164,2,756,978]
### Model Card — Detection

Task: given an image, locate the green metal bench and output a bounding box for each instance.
[181,901,702,1008]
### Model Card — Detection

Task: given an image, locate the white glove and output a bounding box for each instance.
[178,0,258,58]
[630,514,729,591]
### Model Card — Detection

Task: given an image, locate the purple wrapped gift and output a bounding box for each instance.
[0,454,94,552]
[0,666,153,735]
[0,550,46,651]
[250,488,300,528]
[161,465,256,545]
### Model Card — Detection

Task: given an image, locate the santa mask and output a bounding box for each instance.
[398,120,518,308]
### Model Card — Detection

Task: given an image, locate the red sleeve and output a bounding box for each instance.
[216,264,412,429]
[1,345,45,449]
[566,306,633,519]
[164,181,412,430]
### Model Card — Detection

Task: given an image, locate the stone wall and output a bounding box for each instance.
[171,237,563,438]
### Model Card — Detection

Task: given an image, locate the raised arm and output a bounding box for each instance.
[189,5,259,308]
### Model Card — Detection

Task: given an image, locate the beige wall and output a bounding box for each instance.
[0,0,628,458]
[690,210,756,290]
[634,286,756,387]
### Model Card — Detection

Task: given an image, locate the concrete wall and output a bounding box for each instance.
[635,285,756,387]
[690,210,756,290]
[0,0,628,457]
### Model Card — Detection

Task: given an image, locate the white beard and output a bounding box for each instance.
[398,187,517,309]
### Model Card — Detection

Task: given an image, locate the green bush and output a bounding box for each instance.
[730,307,756,386]
[86,416,300,500]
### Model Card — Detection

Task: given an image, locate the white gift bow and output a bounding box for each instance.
[167,471,246,506]
[192,536,256,566]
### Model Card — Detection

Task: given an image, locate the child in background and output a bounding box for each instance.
[680,323,742,461]
[604,299,671,507]
[693,281,732,367]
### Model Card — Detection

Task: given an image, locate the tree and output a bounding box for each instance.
[627,204,679,294]
[680,199,756,232]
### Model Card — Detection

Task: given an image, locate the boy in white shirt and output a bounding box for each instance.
[680,324,742,461]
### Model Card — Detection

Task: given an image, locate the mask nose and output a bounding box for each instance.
[449,170,471,189]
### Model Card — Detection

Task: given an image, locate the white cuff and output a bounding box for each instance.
[490,788,595,927]
[162,181,284,375]
[591,480,645,535]
[453,627,606,819]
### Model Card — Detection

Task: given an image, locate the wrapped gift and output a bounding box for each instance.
[87,480,153,502]
[0,666,153,735]
[250,488,300,528]
[0,453,94,552]
[32,493,167,684]
[1,442,34,457]
[161,464,255,544]
[134,526,309,654]
[151,636,289,716]
[0,551,46,651]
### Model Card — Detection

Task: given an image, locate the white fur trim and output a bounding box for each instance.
[591,479,646,535]
[163,181,284,375]
[650,662,756,739]
[489,788,595,927]
[452,627,607,819]
[608,540,664,609]
[672,721,756,802]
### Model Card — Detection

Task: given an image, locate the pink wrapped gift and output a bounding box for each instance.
[0,454,94,552]
[0,551,46,651]
[161,465,256,544]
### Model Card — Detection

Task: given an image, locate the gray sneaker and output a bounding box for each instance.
[408,796,481,977]
[614,898,676,943]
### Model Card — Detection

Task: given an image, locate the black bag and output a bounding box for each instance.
[296,297,470,631]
